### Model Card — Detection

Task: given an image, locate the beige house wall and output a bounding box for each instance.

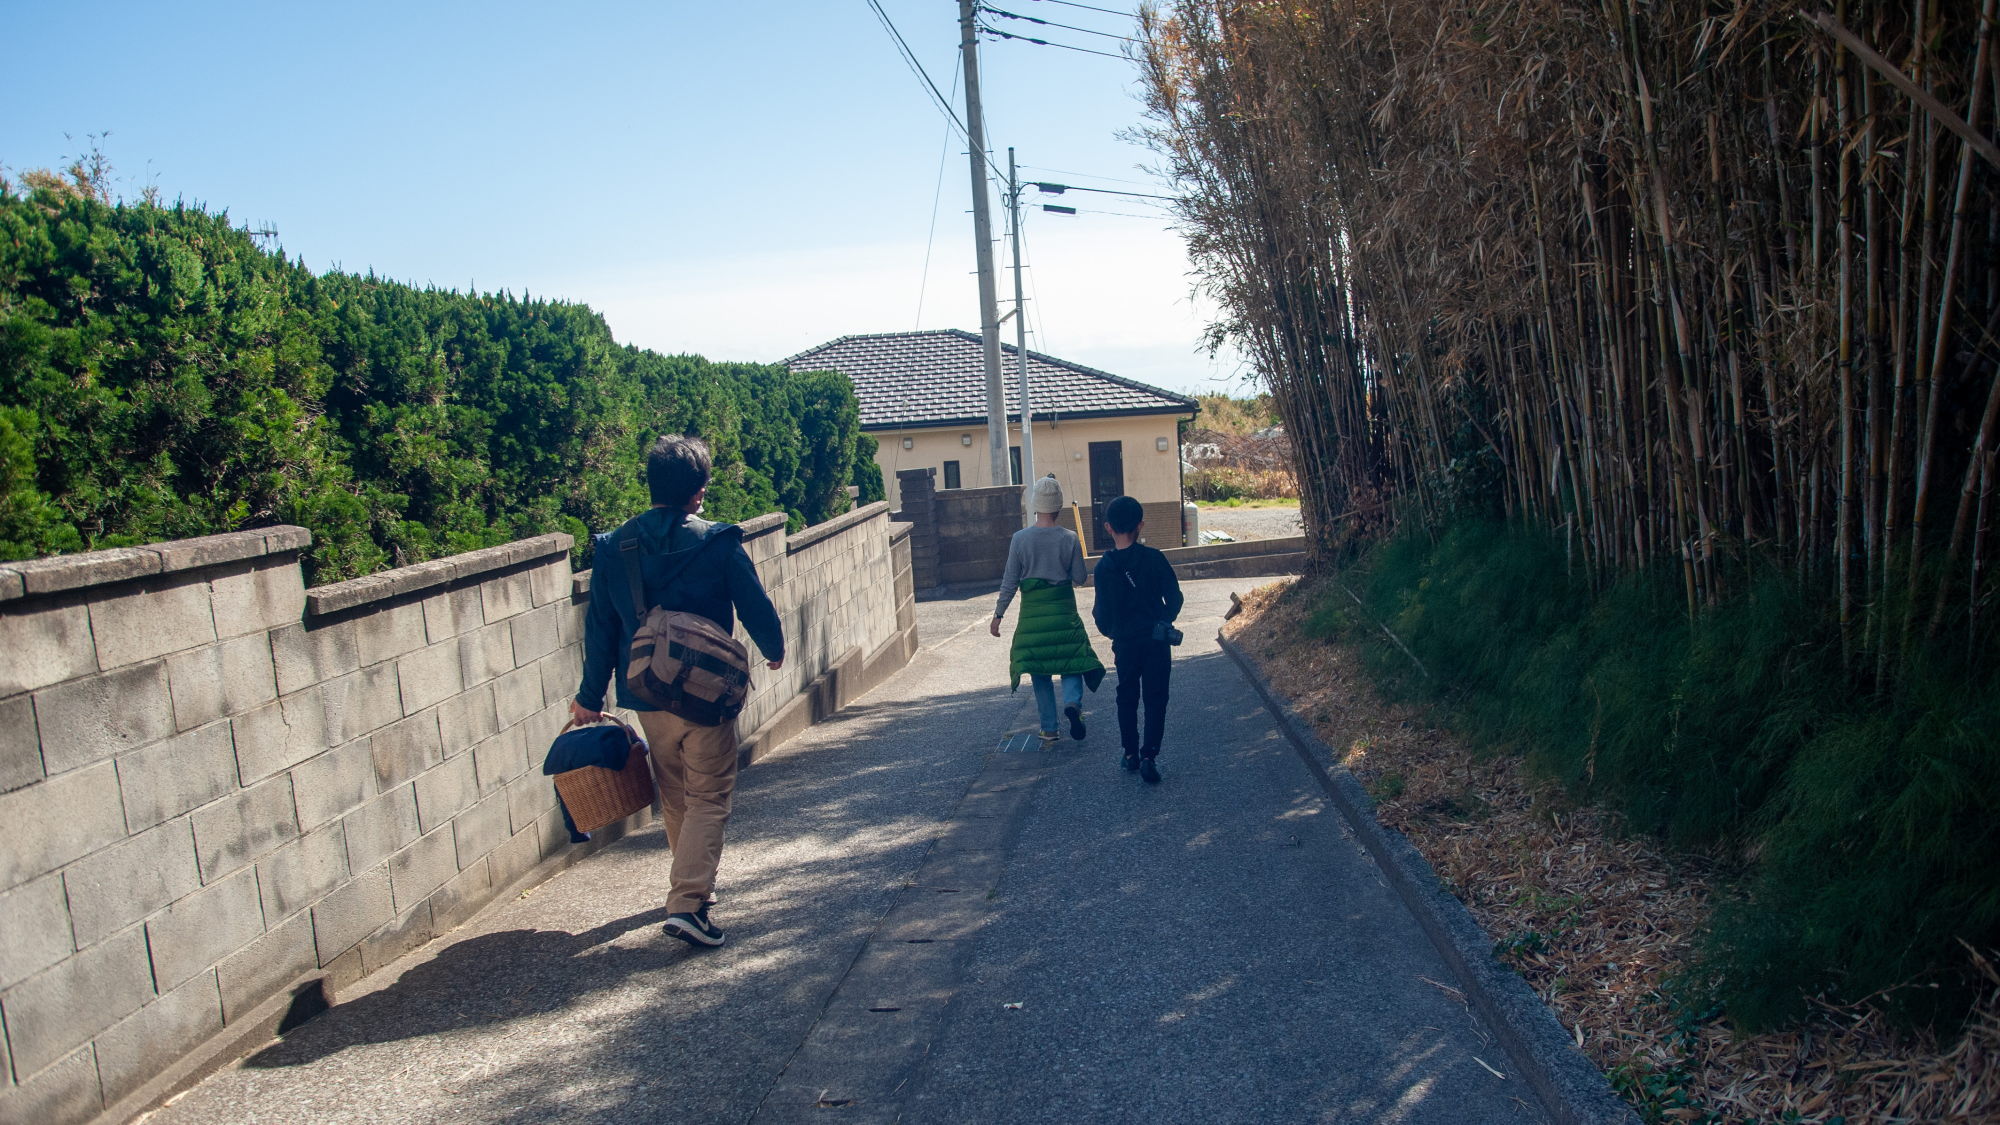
[873,412,1190,513]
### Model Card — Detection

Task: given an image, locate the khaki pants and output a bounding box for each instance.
[635,709,739,916]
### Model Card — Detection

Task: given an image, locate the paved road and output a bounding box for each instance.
[1196,505,1303,542]
[144,579,1543,1125]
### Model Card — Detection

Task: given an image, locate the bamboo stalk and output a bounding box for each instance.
[1929,308,2000,634]
[1836,0,1859,647]
[1908,0,1996,638]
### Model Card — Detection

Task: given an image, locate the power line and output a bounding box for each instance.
[1015,208,1053,361]
[1061,205,1171,219]
[864,0,1008,184]
[914,56,965,329]
[1031,180,1177,202]
[979,23,1131,60]
[980,3,1143,43]
[864,0,966,139]
[1021,164,1156,188]
[1025,0,1135,17]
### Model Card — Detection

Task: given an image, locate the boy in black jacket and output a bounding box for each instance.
[1091,496,1184,783]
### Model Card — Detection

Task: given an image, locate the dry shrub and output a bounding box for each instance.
[1184,465,1298,502]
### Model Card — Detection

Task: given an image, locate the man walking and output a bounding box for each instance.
[573,435,785,948]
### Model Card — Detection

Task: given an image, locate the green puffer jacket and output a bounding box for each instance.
[1009,578,1106,691]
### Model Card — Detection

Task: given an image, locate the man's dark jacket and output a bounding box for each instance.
[576,508,785,713]
[1091,542,1184,645]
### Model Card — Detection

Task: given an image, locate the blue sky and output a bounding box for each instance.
[1,0,1249,394]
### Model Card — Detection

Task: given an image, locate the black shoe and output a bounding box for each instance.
[1065,705,1086,741]
[664,910,725,948]
[1138,756,1161,785]
[1121,751,1139,772]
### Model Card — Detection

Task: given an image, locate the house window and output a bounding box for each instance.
[943,460,961,490]
[1009,446,1023,485]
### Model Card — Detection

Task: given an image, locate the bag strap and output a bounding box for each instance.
[664,640,746,682]
[616,515,715,618]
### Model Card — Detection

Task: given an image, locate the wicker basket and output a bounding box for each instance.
[552,720,655,835]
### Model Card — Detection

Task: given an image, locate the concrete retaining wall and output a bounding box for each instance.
[891,469,940,592]
[932,485,1020,588]
[892,468,1021,592]
[0,502,914,1125]
[893,471,1202,595]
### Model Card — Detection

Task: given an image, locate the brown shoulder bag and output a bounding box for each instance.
[618,528,752,727]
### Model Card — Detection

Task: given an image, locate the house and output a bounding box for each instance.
[785,329,1200,550]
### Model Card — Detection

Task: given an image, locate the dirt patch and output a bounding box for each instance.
[1224,576,2000,1125]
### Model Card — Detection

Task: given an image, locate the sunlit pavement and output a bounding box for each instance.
[143,578,1544,1125]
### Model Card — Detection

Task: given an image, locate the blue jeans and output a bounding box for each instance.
[1030,674,1085,734]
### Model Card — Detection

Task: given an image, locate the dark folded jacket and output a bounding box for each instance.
[541,722,643,843]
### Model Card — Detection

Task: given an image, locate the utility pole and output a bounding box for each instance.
[959,0,1008,490]
[1007,147,1036,525]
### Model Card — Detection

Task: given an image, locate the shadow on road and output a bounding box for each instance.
[167,580,1525,1124]
[222,673,1038,1121]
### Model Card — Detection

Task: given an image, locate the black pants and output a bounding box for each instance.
[1112,639,1172,757]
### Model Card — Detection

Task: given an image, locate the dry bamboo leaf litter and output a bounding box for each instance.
[1224,578,2000,1125]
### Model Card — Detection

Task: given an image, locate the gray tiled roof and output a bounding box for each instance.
[783,329,1199,430]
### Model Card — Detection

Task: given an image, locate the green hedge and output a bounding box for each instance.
[0,182,881,581]
[1303,520,2000,1030]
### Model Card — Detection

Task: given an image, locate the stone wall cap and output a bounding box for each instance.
[151,528,301,572]
[8,546,161,595]
[738,512,789,538]
[786,502,889,554]
[1,525,315,601]
[263,526,313,553]
[308,532,572,617]
[936,484,1020,502]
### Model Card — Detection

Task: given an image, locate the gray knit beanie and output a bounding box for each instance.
[1030,475,1064,514]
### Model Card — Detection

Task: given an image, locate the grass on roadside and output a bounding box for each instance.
[1223,556,2000,1124]
[1328,520,2000,1034]
[1196,497,1300,510]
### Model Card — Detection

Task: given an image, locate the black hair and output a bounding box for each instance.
[1104,495,1144,534]
[647,434,712,509]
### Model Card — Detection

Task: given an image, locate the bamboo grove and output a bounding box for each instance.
[1137,0,2000,670]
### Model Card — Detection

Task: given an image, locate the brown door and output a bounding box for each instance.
[1087,441,1124,552]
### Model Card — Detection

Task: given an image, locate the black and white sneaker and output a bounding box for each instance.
[1065,705,1086,741]
[664,909,725,948]
[1121,752,1139,772]
[1138,756,1161,785]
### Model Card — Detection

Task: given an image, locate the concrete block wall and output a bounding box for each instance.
[0,528,581,1125]
[892,467,1193,592]
[931,485,1021,587]
[891,468,940,593]
[895,483,1189,589]
[731,504,903,741]
[0,501,915,1125]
